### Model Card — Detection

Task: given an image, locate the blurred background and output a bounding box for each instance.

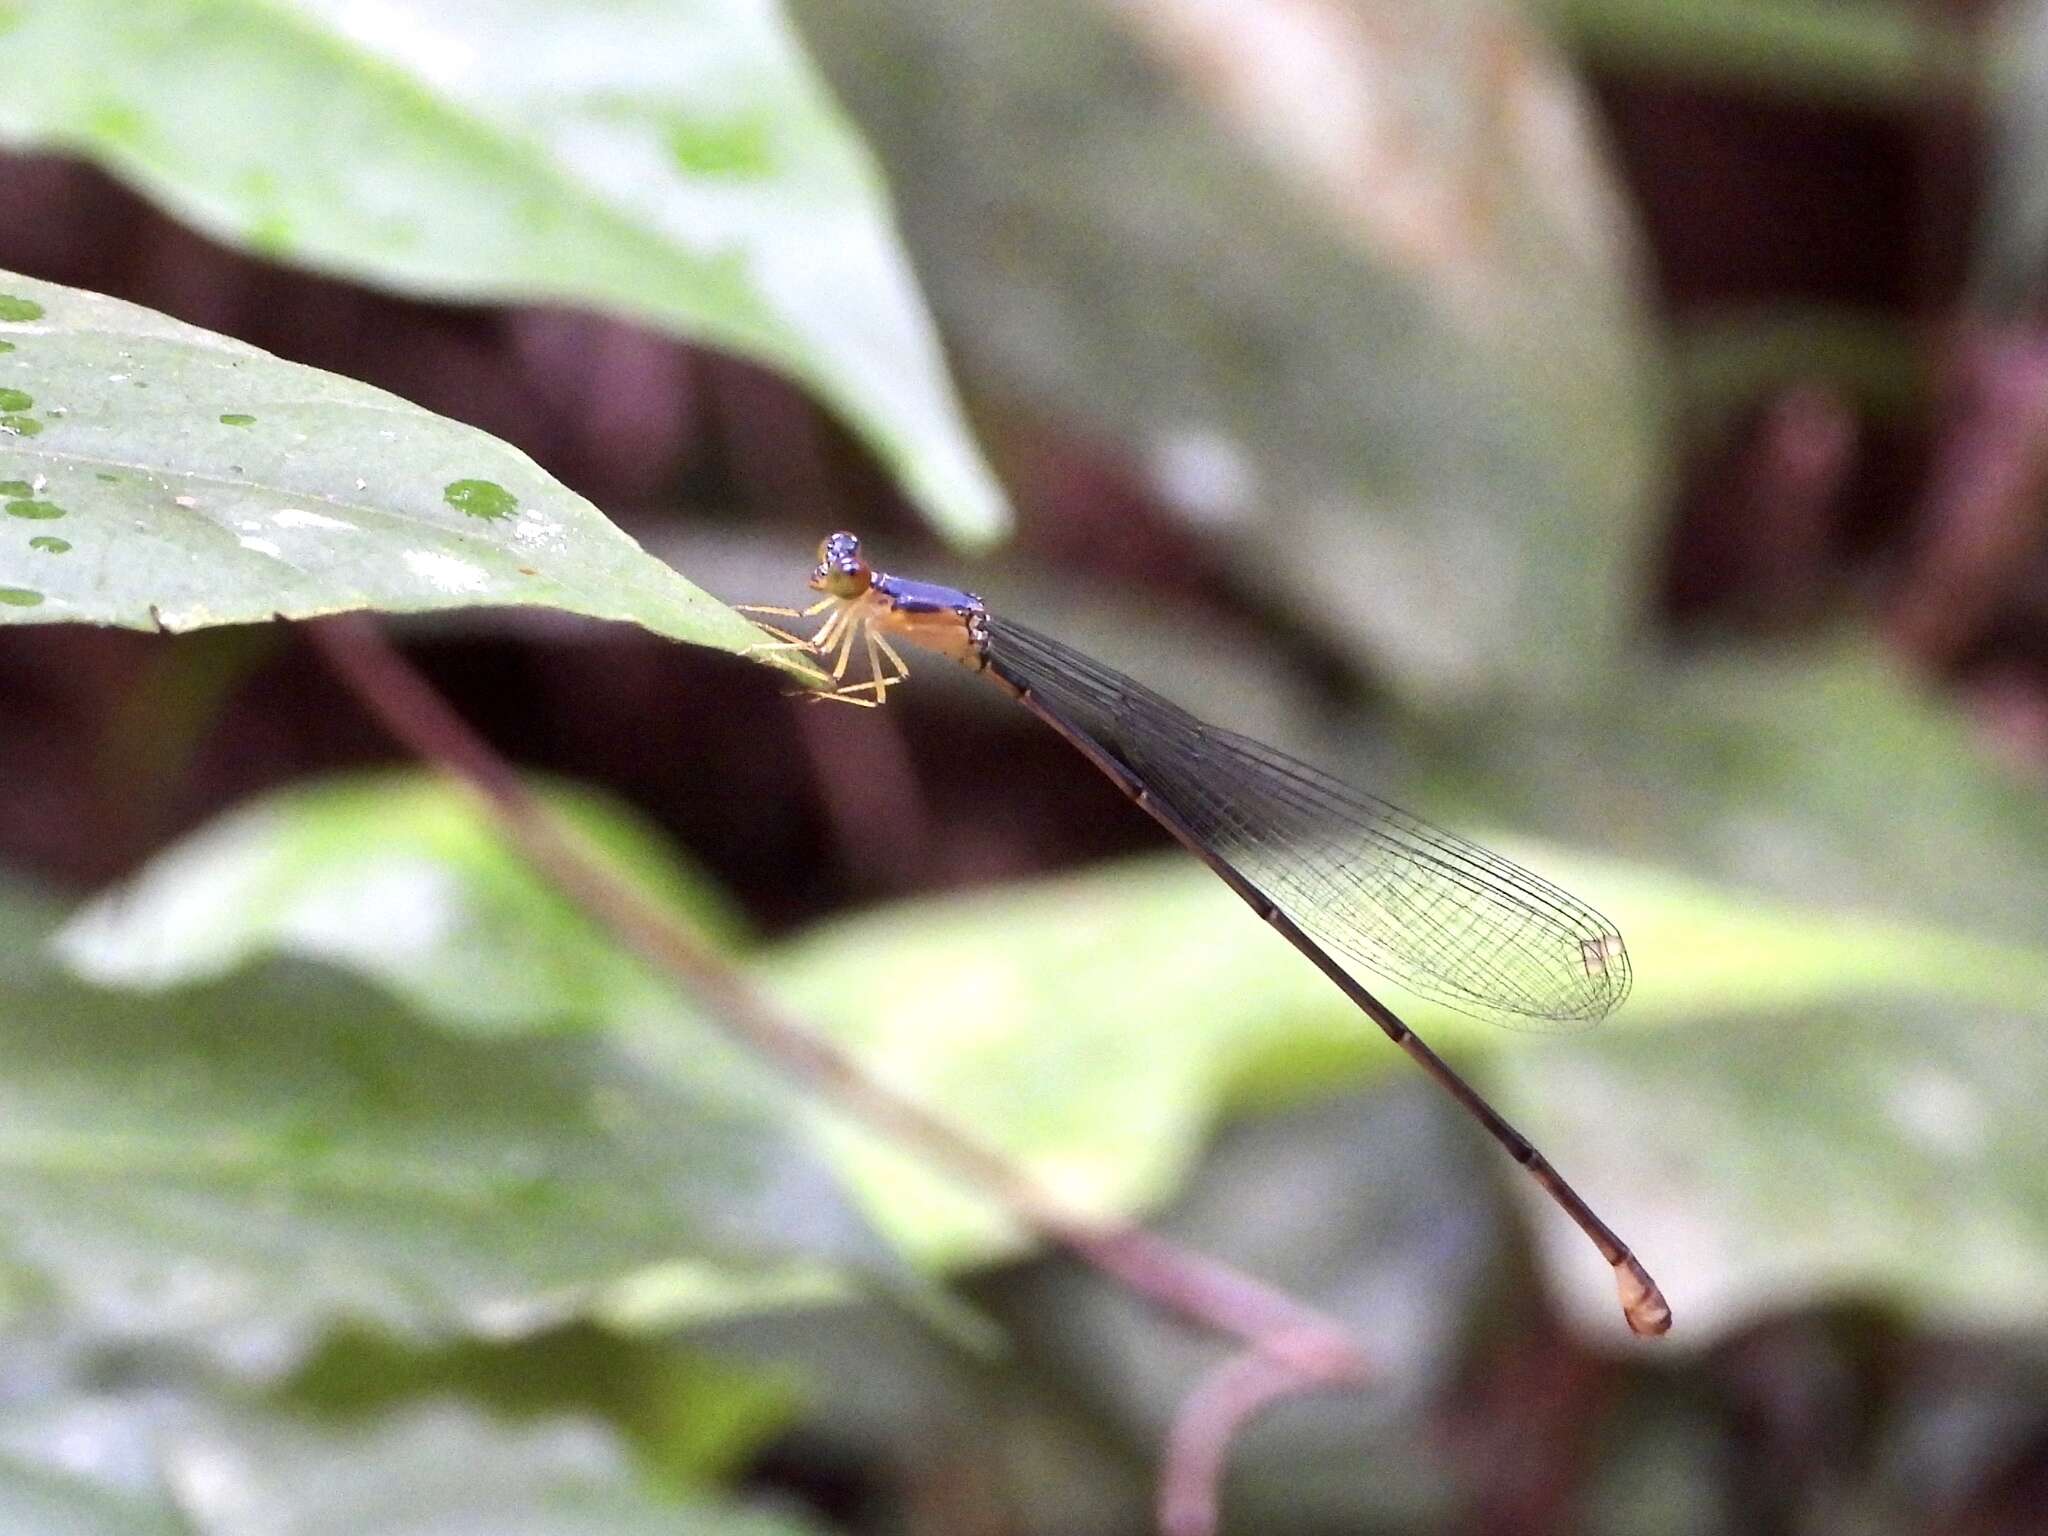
[2,1,2048,1533]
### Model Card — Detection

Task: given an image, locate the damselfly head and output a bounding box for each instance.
[811,531,873,599]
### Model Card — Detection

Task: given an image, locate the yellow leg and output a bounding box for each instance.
[872,631,912,685]
[755,656,831,694]
[811,605,850,656]
[736,597,836,620]
[741,618,828,674]
[801,597,840,646]
[739,623,831,695]
[736,615,832,694]
[744,597,903,705]
[829,683,897,703]
[740,600,841,684]
[828,617,861,680]
[808,628,910,706]
[833,654,902,702]
[805,671,886,708]
[862,627,894,700]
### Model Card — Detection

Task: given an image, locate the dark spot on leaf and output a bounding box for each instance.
[0,388,31,412]
[443,478,517,520]
[219,413,256,427]
[0,341,15,354]
[28,535,69,554]
[0,415,43,437]
[0,586,44,607]
[0,481,29,498]
[0,295,44,322]
[5,499,65,520]
[95,473,119,483]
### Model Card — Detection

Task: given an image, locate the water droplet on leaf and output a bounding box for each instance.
[86,101,145,145]
[443,478,517,520]
[247,214,294,254]
[666,110,776,178]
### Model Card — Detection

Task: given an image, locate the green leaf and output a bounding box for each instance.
[1970,0,2048,315]
[1414,641,2048,1334]
[1540,0,1969,104]
[1671,307,1925,438]
[52,772,877,1328]
[0,1450,191,1536]
[756,848,2048,1281]
[0,1395,819,1536]
[1504,993,2048,1337]
[793,0,1663,703]
[59,771,744,1036]
[6,886,889,1342]
[0,0,1007,545]
[178,1405,823,1535]
[62,765,2048,1343]
[284,1325,805,1489]
[1442,642,2048,951]
[0,270,795,652]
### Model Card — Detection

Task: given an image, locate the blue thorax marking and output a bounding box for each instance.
[875,573,983,615]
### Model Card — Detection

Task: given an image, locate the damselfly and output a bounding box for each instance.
[745,532,1669,1336]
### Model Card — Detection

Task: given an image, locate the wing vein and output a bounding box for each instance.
[985,619,1630,1029]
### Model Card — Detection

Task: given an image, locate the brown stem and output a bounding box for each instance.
[304,615,1371,1429]
[1158,1344,1372,1536]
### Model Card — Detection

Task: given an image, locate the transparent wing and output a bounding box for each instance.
[985,620,1630,1030]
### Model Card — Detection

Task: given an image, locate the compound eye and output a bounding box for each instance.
[809,530,872,598]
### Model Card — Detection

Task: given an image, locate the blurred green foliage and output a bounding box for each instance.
[1544,0,1969,102]
[792,0,1664,705]
[0,1388,826,1535]
[0,877,893,1346]
[0,0,2043,1532]
[54,771,2048,1340]
[0,0,1009,544]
